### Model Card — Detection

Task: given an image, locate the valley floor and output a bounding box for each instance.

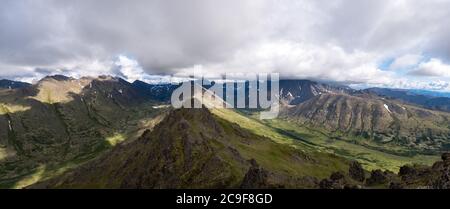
[215,109,440,172]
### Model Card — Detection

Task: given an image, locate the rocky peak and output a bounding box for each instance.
[42,75,73,81]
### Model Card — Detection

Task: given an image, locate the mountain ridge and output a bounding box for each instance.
[365,87,450,112]
[0,79,31,89]
[29,107,351,189]
[0,75,166,188]
[281,92,450,152]
[1,74,449,188]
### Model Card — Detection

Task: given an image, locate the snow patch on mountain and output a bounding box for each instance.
[384,104,392,113]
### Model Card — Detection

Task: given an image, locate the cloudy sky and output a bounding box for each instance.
[0,0,450,90]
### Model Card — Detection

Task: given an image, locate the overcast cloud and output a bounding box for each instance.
[0,0,450,90]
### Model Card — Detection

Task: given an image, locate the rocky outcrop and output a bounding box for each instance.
[319,172,360,189]
[430,153,450,189]
[349,161,365,182]
[366,170,396,186]
[442,153,450,161]
[391,153,450,189]
[240,159,271,189]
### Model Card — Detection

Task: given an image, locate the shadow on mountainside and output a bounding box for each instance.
[0,77,167,188]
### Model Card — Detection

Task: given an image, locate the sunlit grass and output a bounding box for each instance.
[266,119,440,172]
[105,134,126,146]
[0,148,6,161]
[12,165,46,189]
[0,103,31,114]
[209,106,439,172]
[211,108,294,145]
[2,141,117,189]
[8,159,90,189]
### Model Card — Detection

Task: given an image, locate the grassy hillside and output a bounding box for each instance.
[0,76,168,188]
[282,93,450,152]
[264,119,439,171]
[31,108,352,189]
[2,78,447,188]
[212,107,438,172]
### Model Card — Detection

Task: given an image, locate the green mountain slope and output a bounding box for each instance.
[30,107,352,189]
[281,93,450,152]
[2,77,448,189]
[0,76,166,188]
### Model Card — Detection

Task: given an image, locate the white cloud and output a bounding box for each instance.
[389,54,423,70]
[113,55,146,82]
[361,79,450,92]
[175,40,393,85]
[1,0,450,90]
[113,55,191,84]
[410,58,450,77]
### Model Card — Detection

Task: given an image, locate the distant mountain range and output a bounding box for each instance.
[0,79,31,89]
[3,76,450,111]
[1,75,449,189]
[409,89,450,98]
[279,80,355,105]
[365,88,450,112]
